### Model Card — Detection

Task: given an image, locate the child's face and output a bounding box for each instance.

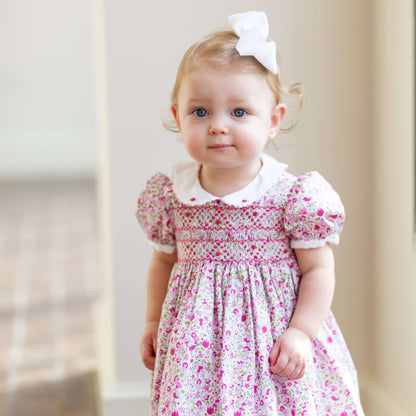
[172,68,285,171]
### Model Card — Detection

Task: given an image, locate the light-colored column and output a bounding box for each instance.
[368,0,416,415]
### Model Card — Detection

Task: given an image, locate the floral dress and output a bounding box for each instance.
[136,153,364,416]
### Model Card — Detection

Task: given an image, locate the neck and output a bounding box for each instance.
[199,159,262,197]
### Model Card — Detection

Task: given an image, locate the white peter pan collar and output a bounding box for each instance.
[172,153,288,207]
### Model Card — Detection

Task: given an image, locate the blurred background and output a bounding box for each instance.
[0,1,100,415]
[1,1,415,416]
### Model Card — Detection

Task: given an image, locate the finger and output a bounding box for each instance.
[270,350,289,374]
[290,360,309,380]
[269,341,280,367]
[143,355,156,371]
[141,339,156,368]
[286,363,302,380]
[278,360,297,379]
[141,343,156,370]
[296,365,307,379]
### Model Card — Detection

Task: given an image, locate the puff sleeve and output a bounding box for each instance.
[284,172,345,249]
[136,173,176,253]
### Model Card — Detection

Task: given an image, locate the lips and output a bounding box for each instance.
[208,143,234,149]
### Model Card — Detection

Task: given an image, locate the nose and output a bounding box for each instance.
[208,116,229,135]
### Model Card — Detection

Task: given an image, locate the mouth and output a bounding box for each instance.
[208,144,234,149]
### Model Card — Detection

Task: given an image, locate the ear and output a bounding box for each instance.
[171,105,181,131]
[268,104,286,140]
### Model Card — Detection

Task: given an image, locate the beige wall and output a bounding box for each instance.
[367,0,416,414]
[96,0,415,414]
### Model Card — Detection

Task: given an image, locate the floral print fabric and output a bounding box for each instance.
[136,165,364,415]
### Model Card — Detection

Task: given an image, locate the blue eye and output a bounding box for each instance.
[193,109,208,117]
[233,109,246,117]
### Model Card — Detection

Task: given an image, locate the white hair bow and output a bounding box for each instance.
[228,11,278,74]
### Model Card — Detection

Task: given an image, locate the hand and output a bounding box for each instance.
[140,321,159,371]
[269,327,312,379]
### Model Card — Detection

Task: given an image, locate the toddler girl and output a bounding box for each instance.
[136,11,364,415]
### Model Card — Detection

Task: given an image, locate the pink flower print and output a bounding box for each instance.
[340,412,348,416]
[331,396,340,401]
[170,348,175,355]
[303,197,311,201]
[207,407,214,415]
[190,197,196,201]
[172,412,179,416]
[241,314,246,322]
[317,208,324,216]
[262,326,267,333]
[202,340,209,348]
[234,411,242,416]
[327,336,333,343]
[253,211,258,216]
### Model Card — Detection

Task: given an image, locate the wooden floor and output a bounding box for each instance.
[0,181,101,416]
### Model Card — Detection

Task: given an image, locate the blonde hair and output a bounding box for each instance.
[165,30,304,134]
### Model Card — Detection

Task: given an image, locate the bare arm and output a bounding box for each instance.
[289,243,335,340]
[270,243,335,379]
[141,249,177,370]
[146,249,177,323]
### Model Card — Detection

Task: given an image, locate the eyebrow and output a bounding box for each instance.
[184,97,252,106]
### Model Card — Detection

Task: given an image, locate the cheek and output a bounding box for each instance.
[182,130,203,157]
[238,126,268,151]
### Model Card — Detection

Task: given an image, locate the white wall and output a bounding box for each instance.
[0,0,95,179]
[97,1,375,414]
